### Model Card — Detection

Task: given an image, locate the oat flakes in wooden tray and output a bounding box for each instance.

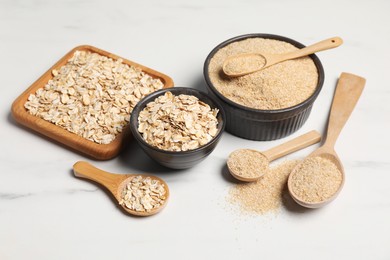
[11,45,174,160]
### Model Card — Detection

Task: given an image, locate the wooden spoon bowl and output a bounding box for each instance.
[73,161,169,216]
[287,148,345,208]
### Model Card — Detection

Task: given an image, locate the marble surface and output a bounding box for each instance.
[1,0,389,259]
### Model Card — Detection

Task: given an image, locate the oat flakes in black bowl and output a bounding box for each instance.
[130,87,226,169]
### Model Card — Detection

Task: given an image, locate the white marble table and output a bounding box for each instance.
[1,0,389,259]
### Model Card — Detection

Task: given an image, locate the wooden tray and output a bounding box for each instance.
[11,45,174,160]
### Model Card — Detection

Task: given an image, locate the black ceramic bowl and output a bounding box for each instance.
[130,87,226,169]
[204,33,324,141]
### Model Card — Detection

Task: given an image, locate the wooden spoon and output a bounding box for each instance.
[223,37,343,77]
[227,130,321,182]
[287,73,366,208]
[73,161,169,216]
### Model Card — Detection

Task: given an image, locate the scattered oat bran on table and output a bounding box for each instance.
[24,50,164,144]
[208,38,318,110]
[228,160,298,215]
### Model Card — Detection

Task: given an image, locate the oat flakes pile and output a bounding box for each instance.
[138,91,219,151]
[24,50,164,144]
[119,176,167,212]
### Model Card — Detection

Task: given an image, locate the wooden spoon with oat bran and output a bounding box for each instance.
[223,37,343,77]
[287,73,365,208]
[227,130,321,182]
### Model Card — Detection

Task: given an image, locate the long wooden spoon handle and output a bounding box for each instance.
[279,37,343,61]
[262,130,321,161]
[324,72,366,147]
[73,161,123,195]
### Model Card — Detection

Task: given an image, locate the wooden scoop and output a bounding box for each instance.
[227,130,321,182]
[223,37,343,77]
[73,161,169,216]
[287,73,366,208]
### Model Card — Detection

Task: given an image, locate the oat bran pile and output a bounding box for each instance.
[289,156,343,203]
[208,38,318,110]
[227,149,269,179]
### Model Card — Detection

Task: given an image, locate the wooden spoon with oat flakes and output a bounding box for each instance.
[73,161,169,216]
